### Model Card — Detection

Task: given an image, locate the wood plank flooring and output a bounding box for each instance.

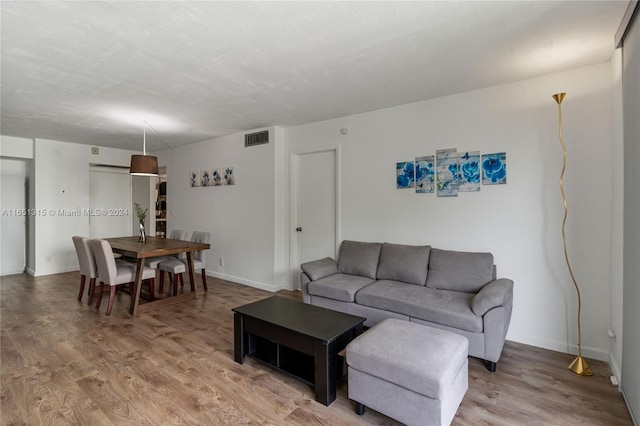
[0,272,633,425]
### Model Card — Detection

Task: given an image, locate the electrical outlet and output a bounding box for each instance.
[219,257,224,267]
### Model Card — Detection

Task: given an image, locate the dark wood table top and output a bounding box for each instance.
[232,296,365,344]
[106,236,209,259]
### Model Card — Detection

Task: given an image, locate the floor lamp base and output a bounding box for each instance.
[569,355,593,376]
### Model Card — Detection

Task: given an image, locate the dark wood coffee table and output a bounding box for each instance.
[232,296,365,406]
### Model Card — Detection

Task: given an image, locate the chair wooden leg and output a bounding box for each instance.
[173,274,179,296]
[159,271,165,294]
[87,278,96,305]
[149,278,155,301]
[129,282,133,293]
[106,286,117,316]
[179,274,184,288]
[78,275,86,301]
[201,269,208,291]
[95,282,105,309]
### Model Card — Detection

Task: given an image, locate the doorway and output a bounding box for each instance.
[89,166,132,238]
[1,174,26,275]
[290,147,340,289]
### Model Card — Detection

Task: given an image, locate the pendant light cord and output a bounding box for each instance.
[142,120,173,150]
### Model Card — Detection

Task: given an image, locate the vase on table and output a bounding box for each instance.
[139,220,146,242]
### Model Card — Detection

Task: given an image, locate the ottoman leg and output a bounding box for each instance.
[355,402,366,415]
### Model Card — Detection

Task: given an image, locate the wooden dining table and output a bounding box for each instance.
[106,236,210,315]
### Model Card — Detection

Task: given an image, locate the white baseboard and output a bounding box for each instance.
[30,266,79,277]
[609,353,622,387]
[207,270,290,293]
[507,335,610,362]
[1,268,26,276]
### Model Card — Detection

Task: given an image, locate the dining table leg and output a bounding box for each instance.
[129,258,145,315]
[186,251,197,295]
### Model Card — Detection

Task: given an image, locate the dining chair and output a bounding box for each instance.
[158,257,186,296]
[158,230,210,294]
[181,230,211,291]
[146,229,187,268]
[72,236,98,305]
[90,239,157,316]
[148,229,187,294]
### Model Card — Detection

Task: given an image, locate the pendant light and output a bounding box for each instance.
[130,121,159,176]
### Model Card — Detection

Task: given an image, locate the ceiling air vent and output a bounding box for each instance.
[244,130,269,147]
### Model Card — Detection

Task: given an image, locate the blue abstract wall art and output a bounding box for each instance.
[458,151,481,192]
[223,167,235,185]
[396,161,415,189]
[190,170,200,187]
[436,148,458,197]
[482,152,507,185]
[201,169,211,187]
[212,169,223,186]
[415,155,435,193]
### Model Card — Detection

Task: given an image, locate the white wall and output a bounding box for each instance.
[31,138,137,276]
[285,62,618,361]
[157,127,288,292]
[621,8,640,423]
[609,48,625,381]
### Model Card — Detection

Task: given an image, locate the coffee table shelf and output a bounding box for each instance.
[251,335,316,385]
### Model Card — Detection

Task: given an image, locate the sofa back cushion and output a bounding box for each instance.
[376,243,431,285]
[338,240,382,279]
[426,248,494,293]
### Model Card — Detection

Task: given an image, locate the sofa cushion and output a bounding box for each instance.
[376,243,431,285]
[426,248,494,293]
[301,257,339,281]
[355,280,482,332]
[337,240,382,279]
[308,273,375,302]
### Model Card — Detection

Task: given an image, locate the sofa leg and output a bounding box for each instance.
[355,402,366,416]
[485,360,497,372]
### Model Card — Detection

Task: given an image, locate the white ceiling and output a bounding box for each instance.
[0,1,630,152]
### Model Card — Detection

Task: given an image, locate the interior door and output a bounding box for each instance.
[89,166,132,238]
[1,175,26,275]
[293,149,337,288]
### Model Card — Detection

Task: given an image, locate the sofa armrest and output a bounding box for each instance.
[300,257,339,282]
[471,278,513,316]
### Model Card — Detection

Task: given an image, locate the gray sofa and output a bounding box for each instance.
[300,240,513,371]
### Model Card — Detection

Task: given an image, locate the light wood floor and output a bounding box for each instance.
[0,272,632,425]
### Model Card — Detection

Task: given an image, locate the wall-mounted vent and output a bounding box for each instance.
[245,130,269,147]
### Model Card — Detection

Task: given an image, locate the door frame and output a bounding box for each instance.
[289,144,341,290]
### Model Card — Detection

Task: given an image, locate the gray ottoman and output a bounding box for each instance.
[346,319,468,426]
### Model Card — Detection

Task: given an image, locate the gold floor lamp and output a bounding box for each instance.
[552,92,593,376]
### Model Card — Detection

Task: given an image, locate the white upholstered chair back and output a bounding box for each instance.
[169,229,187,240]
[72,236,97,279]
[90,239,119,285]
[190,231,211,265]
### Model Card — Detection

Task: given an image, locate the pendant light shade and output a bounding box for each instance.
[130,154,159,176]
[130,121,159,176]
